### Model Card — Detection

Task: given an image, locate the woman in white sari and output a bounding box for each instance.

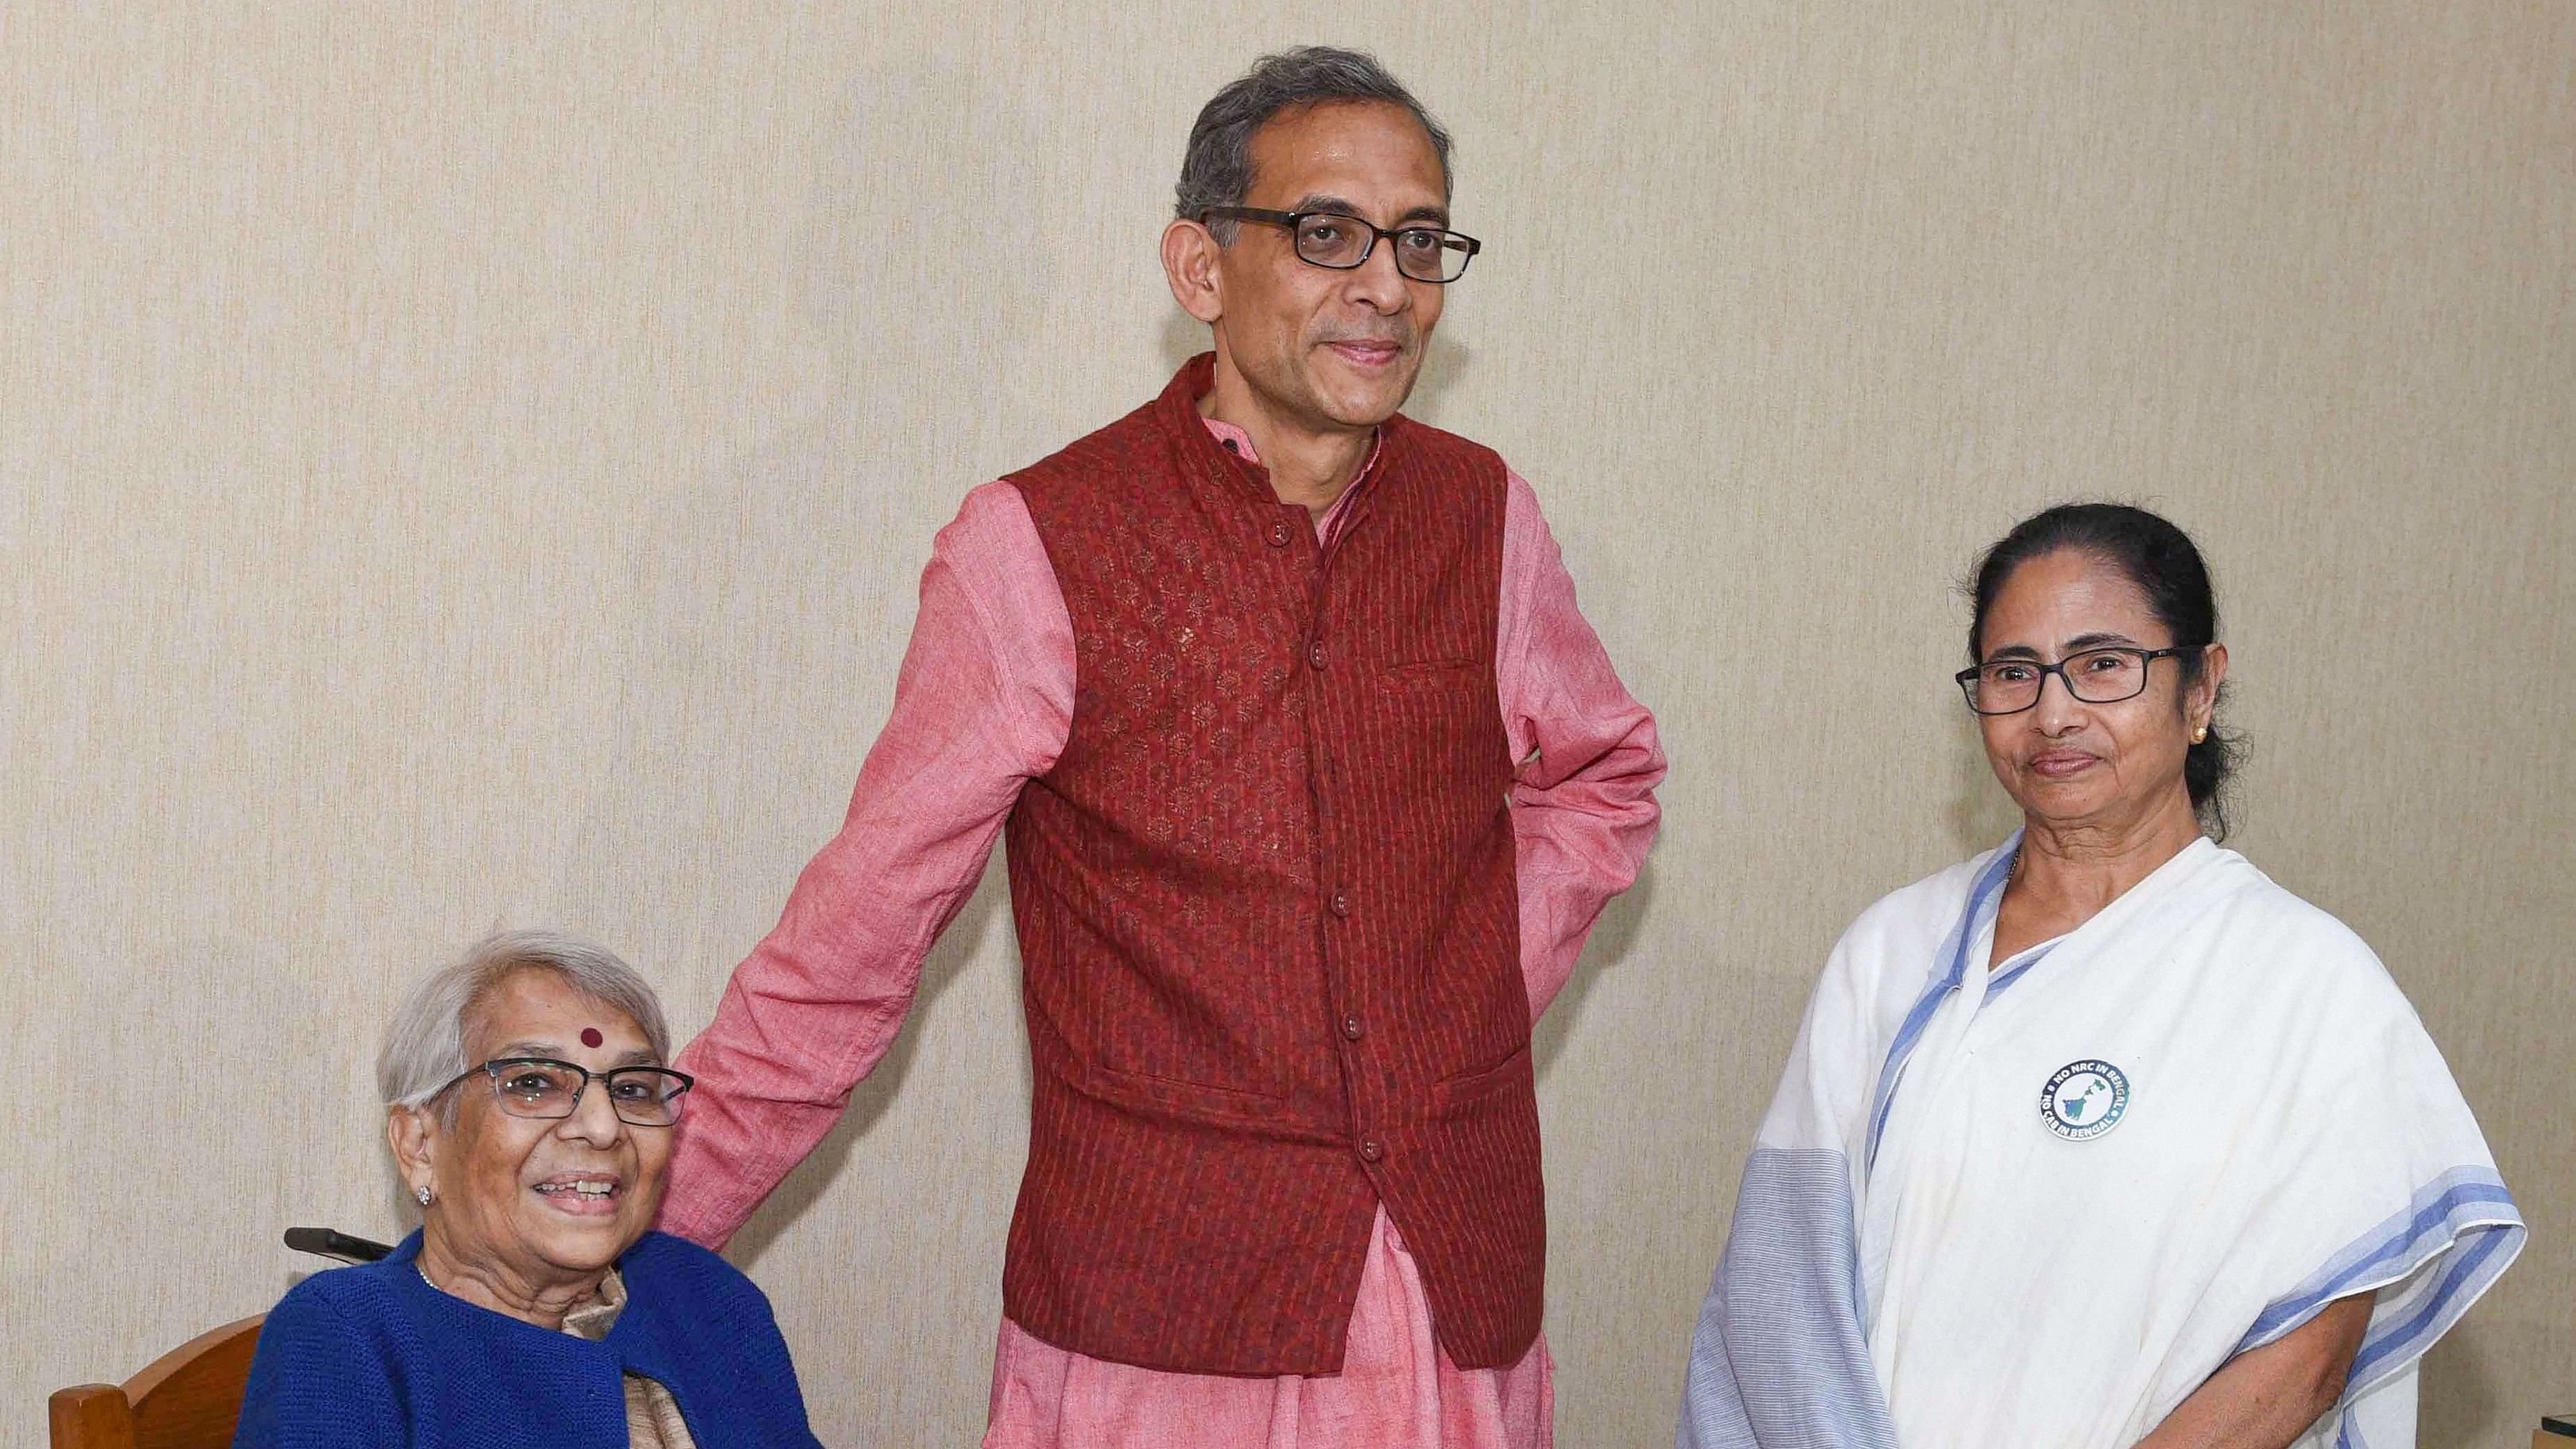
[1675,504,2520,1449]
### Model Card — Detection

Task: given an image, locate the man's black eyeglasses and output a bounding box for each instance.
[1199,207,1481,284]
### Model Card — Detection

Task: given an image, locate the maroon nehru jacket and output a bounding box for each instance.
[999,354,1541,1376]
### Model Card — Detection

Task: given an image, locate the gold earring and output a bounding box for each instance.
[2191,725,2209,744]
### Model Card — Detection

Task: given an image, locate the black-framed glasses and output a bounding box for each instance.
[428,1057,695,1126]
[1955,646,2195,716]
[1199,207,1481,283]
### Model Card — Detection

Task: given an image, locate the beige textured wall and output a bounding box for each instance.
[5,4,2570,1445]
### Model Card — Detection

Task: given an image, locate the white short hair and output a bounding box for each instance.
[377,929,673,1114]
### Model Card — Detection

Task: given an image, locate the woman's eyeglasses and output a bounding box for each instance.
[1955,646,2192,716]
[427,1057,694,1126]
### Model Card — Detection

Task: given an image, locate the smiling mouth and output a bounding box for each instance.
[531,1175,622,1212]
[1324,338,1404,366]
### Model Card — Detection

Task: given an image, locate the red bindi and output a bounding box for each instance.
[580,1027,604,1048]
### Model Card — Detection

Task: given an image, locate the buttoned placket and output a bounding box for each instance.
[1314,461,1388,1171]
[1217,434,1392,1176]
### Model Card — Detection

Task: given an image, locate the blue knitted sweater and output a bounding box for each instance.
[233,1230,820,1447]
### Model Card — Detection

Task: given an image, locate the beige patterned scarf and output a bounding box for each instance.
[560,1269,697,1449]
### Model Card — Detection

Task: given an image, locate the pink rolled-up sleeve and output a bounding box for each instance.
[1497,470,1666,1022]
[661,482,1073,1249]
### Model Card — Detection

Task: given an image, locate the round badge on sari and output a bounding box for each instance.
[2041,1060,2130,1141]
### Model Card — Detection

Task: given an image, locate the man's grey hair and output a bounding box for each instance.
[377,929,673,1118]
[1176,46,1454,242]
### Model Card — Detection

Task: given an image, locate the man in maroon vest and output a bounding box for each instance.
[662,47,1663,1449]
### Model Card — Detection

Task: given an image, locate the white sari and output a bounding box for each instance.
[1677,834,2521,1449]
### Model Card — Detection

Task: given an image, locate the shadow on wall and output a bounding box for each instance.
[723,863,1015,1268]
[1946,722,2019,857]
[1535,858,1655,1083]
[1155,311,1475,427]
[2419,1328,2510,1447]
[282,1122,434,1298]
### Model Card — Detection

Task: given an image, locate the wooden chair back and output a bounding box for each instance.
[48,1316,265,1449]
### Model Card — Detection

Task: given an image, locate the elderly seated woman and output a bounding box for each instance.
[234,930,821,1447]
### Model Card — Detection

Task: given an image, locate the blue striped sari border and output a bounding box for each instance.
[2235,1165,2520,1352]
[1865,836,2018,1167]
[2346,1217,2520,1388]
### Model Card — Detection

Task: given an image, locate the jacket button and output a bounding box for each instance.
[1341,1014,1365,1041]
[1329,891,1350,918]
[1358,1137,1385,1163]
[1307,641,1327,670]
[1267,520,1292,547]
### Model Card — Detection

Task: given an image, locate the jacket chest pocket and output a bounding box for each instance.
[1355,656,1497,766]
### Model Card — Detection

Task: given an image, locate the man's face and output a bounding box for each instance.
[1209,100,1450,434]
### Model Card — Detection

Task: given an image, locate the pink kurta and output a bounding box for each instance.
[663,420,1665,1449]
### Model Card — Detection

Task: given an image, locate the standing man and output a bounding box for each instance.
[662,47,1664,1449]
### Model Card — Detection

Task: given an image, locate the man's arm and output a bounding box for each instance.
[2134,1295,2373,1449]
[1497,471,1667,1022]
[661,483,1072,1249]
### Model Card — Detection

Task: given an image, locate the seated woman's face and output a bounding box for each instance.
[430,970,673,1285]
[1974,548,2208,826]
